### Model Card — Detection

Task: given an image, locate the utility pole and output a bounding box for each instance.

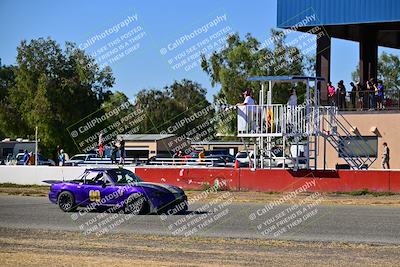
[35,126,38,166]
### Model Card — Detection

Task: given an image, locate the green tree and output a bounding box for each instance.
[351,52,400,93]
[0,38,115,157]
[135,79,214,137]
[378,52,400,93]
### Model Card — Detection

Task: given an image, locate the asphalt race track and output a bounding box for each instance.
[1,195,400,245]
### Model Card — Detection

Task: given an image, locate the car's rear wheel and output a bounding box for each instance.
[58,191,76,212]
[124,194,147,215]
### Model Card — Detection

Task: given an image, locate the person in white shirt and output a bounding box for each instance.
[237,89,256,133]
[287,89,297,133]
[288,89,297,106]
[242,89,255,106]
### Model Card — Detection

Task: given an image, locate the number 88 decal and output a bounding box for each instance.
[89,190,101,202]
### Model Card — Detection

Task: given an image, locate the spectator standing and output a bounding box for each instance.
[382,142,390,169]
[54,145,60,166]
[350,82,357,110]
[327,82,336,106]
[110,141,118,164]
[237,89,256,133]
[337,80,346,110]
[23,150,30,165]
[356,82,364,110]
[28,152,35,165]
[367,79,376,110]
[361,81,369,110]
[241,89,255,106]
[98,142,104,159]
[373,79,379,110]
[59,149,66,166]
[198,149,206,163]
[377,80,385,110]
[119,138,125,165]
[288,89,297,107]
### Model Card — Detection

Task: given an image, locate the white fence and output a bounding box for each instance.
[237,104,335,137]
[0,166,136,185]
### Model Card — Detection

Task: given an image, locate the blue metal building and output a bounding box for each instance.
[277,0,400,101]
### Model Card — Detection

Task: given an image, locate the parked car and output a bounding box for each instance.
[235,149,300,168]
[64,154,97,166]
[204,150,231,157]
[15,153,55,166]
[205,155,235,167]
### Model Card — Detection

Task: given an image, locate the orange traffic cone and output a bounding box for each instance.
[234,160,239,169]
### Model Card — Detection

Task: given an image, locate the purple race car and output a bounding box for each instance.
[47,168,188,215]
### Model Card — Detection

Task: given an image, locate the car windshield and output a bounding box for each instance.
[70,155,86,161]
[273,149,284,157]
[106,169,143,184]
[236,152,248,158]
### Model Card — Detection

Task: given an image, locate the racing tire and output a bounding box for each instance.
[58,191,76,212]
[124,194,147,215]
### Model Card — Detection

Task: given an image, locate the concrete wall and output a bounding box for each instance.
[317,112,400,169]
[0,166,136,185]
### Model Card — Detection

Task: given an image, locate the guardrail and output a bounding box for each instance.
[147,157,233,167]
[328,88,400,111]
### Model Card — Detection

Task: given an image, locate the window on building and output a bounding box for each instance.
[338,136,378,158]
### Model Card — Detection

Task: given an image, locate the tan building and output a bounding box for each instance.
[117,134,189,160]
[317,111,400,169]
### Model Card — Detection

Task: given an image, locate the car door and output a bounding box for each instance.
[82,171,121,206]
[100,173,124,205]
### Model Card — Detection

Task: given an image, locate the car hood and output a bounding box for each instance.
[134,182,185,195]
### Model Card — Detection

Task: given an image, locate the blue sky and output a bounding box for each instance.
[1,0,399,101]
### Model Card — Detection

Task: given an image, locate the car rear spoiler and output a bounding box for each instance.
[42,180,63,184]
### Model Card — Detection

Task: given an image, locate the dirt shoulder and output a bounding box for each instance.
[0,227,399,266]
[1,183,400,206]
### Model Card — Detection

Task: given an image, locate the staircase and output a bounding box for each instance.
[320,107,376,170]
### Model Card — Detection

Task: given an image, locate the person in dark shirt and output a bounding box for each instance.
[382,142,390,169]
[337,80,346,110]
[111,141,118,164]
[367,79,376,110]
[350,82,357,110]
[356,82,364,110]
[119,138,125,165]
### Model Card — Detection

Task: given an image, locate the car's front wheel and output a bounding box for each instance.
[124,194,147,215]
[58,191,76,212]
